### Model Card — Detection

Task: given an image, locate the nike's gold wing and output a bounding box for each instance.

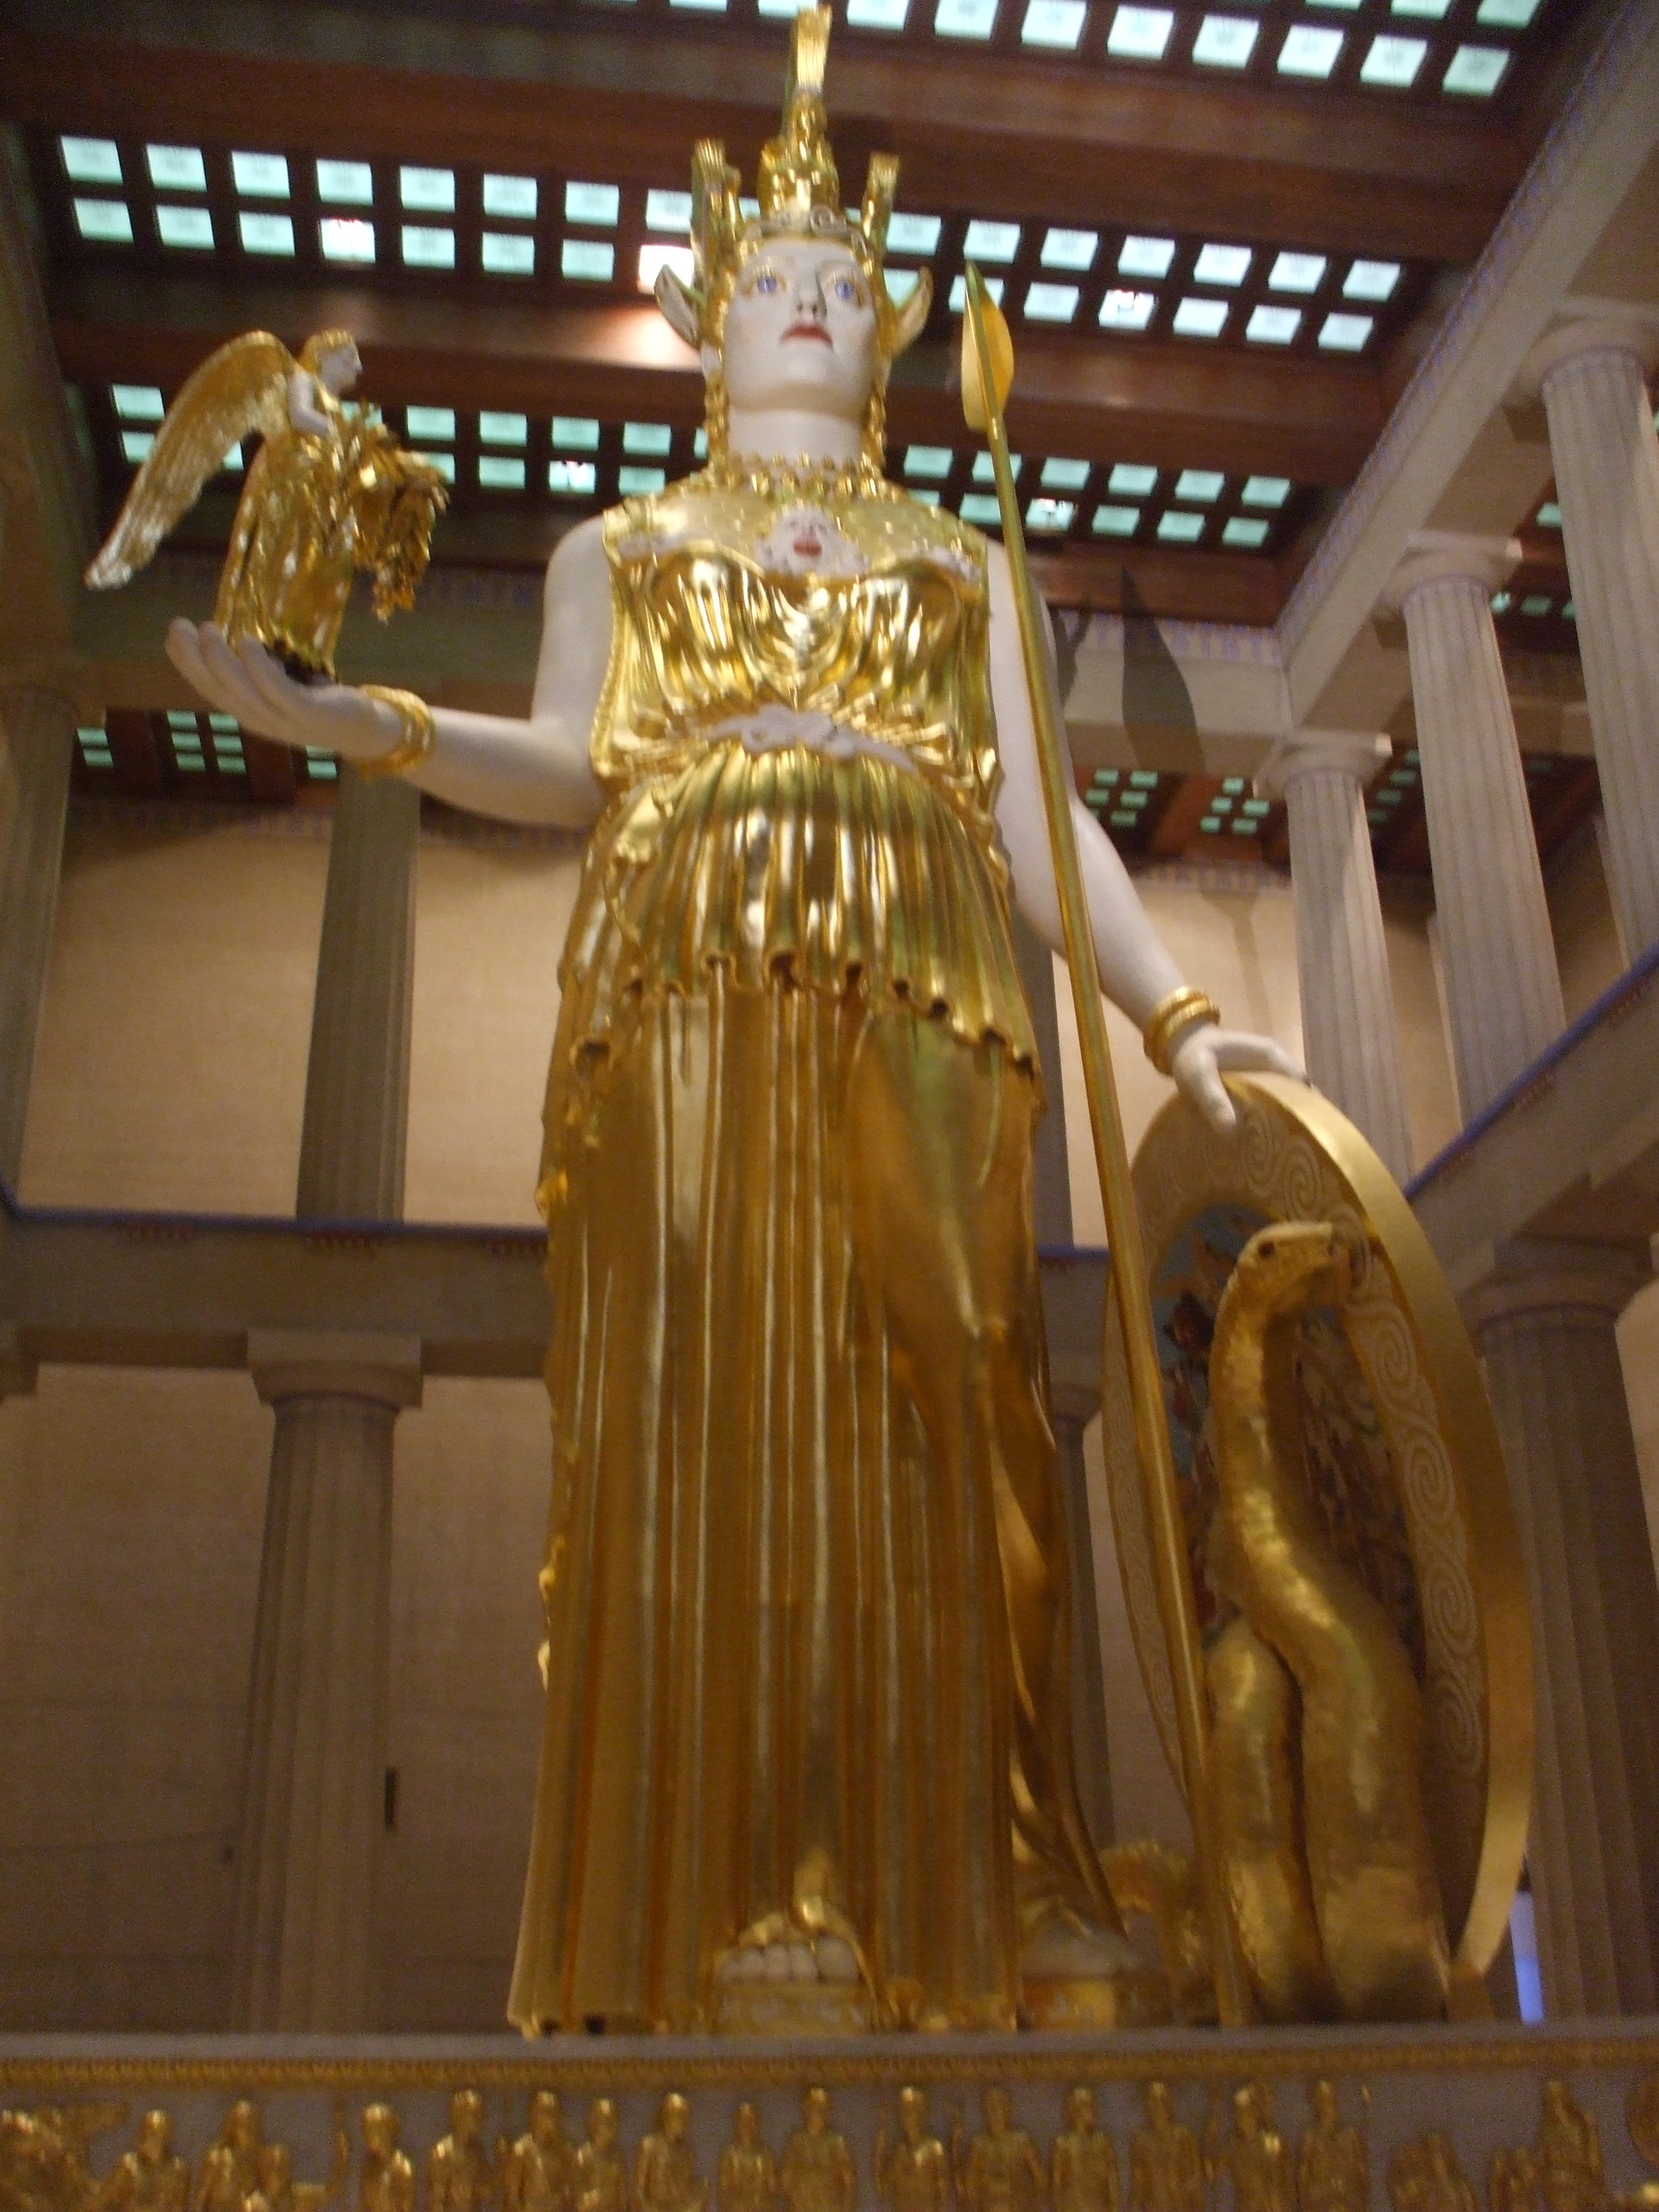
[85,330,295,588]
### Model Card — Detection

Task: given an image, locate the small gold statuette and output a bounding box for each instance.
[99,2111,189,2212]
[1052,2090,1117,2212]
[505,2097,577,2212]
[779,2092,856,2212]
[954,2093,1046,2212]
[1489,2148,1536,2212]
[197,2103,267,2212]
[360,2106,415,2212]
[1536,2082,1605,2212]
[250,2107,349,2212]
[634,2099,706,2212]
[1206,2087,1292,2212]
[1389,2135,1477,2212]
[718,2107,778,2212]
[1296,2084,1368,2212]
[1129,2087,1205,2212]
[85,328,446,681]
[876,2093,952,2212]
[1,2103,128,2212]
[428,2095,499,2212]
[574,2104,628,2212]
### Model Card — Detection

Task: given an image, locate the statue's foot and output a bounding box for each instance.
[712,1931,861,1986]
[1019,1905,1168,2030]
[709,1921,871,2034]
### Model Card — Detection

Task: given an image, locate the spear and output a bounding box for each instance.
[959,262,1250,2026]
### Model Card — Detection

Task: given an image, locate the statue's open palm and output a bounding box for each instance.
[166,621,399,760]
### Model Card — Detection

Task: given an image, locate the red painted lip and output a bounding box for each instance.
[783,322,833,346]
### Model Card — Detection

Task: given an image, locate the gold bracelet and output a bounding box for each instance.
[1143,986,1221,1075]
[354,686,436,779]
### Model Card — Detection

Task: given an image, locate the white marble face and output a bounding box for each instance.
[316,342,360,395]
[721,238,878,427]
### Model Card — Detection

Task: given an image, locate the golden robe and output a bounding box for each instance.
[509,461,1113,2033]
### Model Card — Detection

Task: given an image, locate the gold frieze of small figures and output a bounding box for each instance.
[98,2113,189,2212]
[876,2092,951,2212]
[428,2095,497,2212]
[1129,2086,1204,2212]
[573,2106,627,2212]
[1052,2089,1117,2212]
[85,328,447,681]
[0,2103,128,2212]
[1205,2085,1292,2212]
[1296,2082,1369,2212]
[954,2092,1046,2212]
[1489,2148,1536,2212]
[505,2097,576,2212]
[195,2103,266,2212]
[1389,2135,1478,2212]
[1536,2082,1606,2212]
[1623,2073,1659,2212]
[779,2092,855,2212]
[250,2107,349,2212]
[633,2098,705,2212]
[358,2107,415,2212]
[717,2108,777,2212]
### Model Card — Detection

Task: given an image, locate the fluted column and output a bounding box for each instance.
[1469,1244,1659,2016]
[1385,536,1564,1117]
[0,685,74,1185]
[1262,727,1411,1180]
[234,771,421,2029]
[1525,316,1659,959]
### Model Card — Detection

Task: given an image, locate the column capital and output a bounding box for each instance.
[1463,1237,1653,1333]
[1048,1352,1101,1428]
[1260,727,1389,799]
[248,1328,423,1410]
[1381,531,1521,611]
[1520,304,1659,397]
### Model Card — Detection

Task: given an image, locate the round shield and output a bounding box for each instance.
[1101,1072,1531,1980]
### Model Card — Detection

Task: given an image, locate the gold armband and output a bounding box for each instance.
[1143,986,1220,1075]
[355,686,436,779]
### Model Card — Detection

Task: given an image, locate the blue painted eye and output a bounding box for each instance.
[754,272,781,295]
[831,278,858,302]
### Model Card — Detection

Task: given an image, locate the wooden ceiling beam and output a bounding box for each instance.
[50,270,1382,485]
[0,20,1521,261]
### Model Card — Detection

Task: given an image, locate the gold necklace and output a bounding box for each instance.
[701,452,898,504]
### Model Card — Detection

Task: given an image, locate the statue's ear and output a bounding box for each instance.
[654,266,703,351]
[888,268,933,356]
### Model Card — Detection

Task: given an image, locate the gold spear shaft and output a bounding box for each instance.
[961,264,1250,2027]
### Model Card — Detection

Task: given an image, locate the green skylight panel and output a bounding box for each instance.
[960,494,1002,525]
[480,413,529,447]
[208,714,238,733]
[158,206,215,250]
[1269,252,1326,293]
[1099,290,1156,332]
[936,0,999,36]
[948,274,1004,311]
[670,0,725,9]
[1172,298,1228,338]
[121,430,155,464]
[305,752,338,781]
[1278,25,1344,74]
[1042,229,1099,272]
[1026,499,1076,533]
[1361,34,1427,83]
[905,446,954,479]
[1344,258,1401,300]
[1221,777,1246,794]
[1192,15,1259,65]
[483,234,536,274]
[320,218,375,263]
[232,152,290,199]
[60,136,121,185]
[1119,235,1176,279]
[963,220,1021,264]
[1199,816,1223,834]
[1042,458,1091,491]
[403,225,456,269]
[414,452,456,483]
[554,418,601,452]
[166,711,199,731]
[646,191,694,234]
[1443,43,1508,91]
[1174,469,1224,502]
[111,384,164,421]
[79,728,113,764]
[479,455,527,491]
[1223,516,1270,547]
[1194,243,1251,287]
[1241,798,1270,818]
[401,166,456,213]
[1242,475,1291,507]
[240,212,296,256]
[881,269,920,308]
[619,466,668,495]
[1158,511,1205,542]
[1108,6,1175,56]
[1564,601,1576,620]
[1319,311,1373,350]
[1477,0,1538,21]
[1536,501,1562,527]
[972,452,1020,483]
[1093,505,1141,537]
[1129,770,1159,789]
[623,423,674,457]
[1520,595,1552,616]
[1093,770,1121,787]
[407,407,456,441]
[566,181,621,228]
[1109,811,1138,828]
[846,0,910,22]
[1391,0,1451,14]
[317,159,373,205]
[1022,0,1088,45]
[1246,304,1301,344]
[1490,590,1512,613]
[75,199,134,244]
[888,213,942,254]
[562,240,615,282]
[1109,464,1158,495]
[484,174,538,219]
[1025,283,1080,323]
[147,144,207,193]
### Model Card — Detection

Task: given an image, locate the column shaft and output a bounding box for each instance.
[0,687,74,1185]
[1011,909,1073,1246]
[1540,345,1659,958]
[1401,576,1564,1115]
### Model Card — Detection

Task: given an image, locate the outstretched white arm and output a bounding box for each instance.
[165,515,610,830]
[985,542,1303,1132]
